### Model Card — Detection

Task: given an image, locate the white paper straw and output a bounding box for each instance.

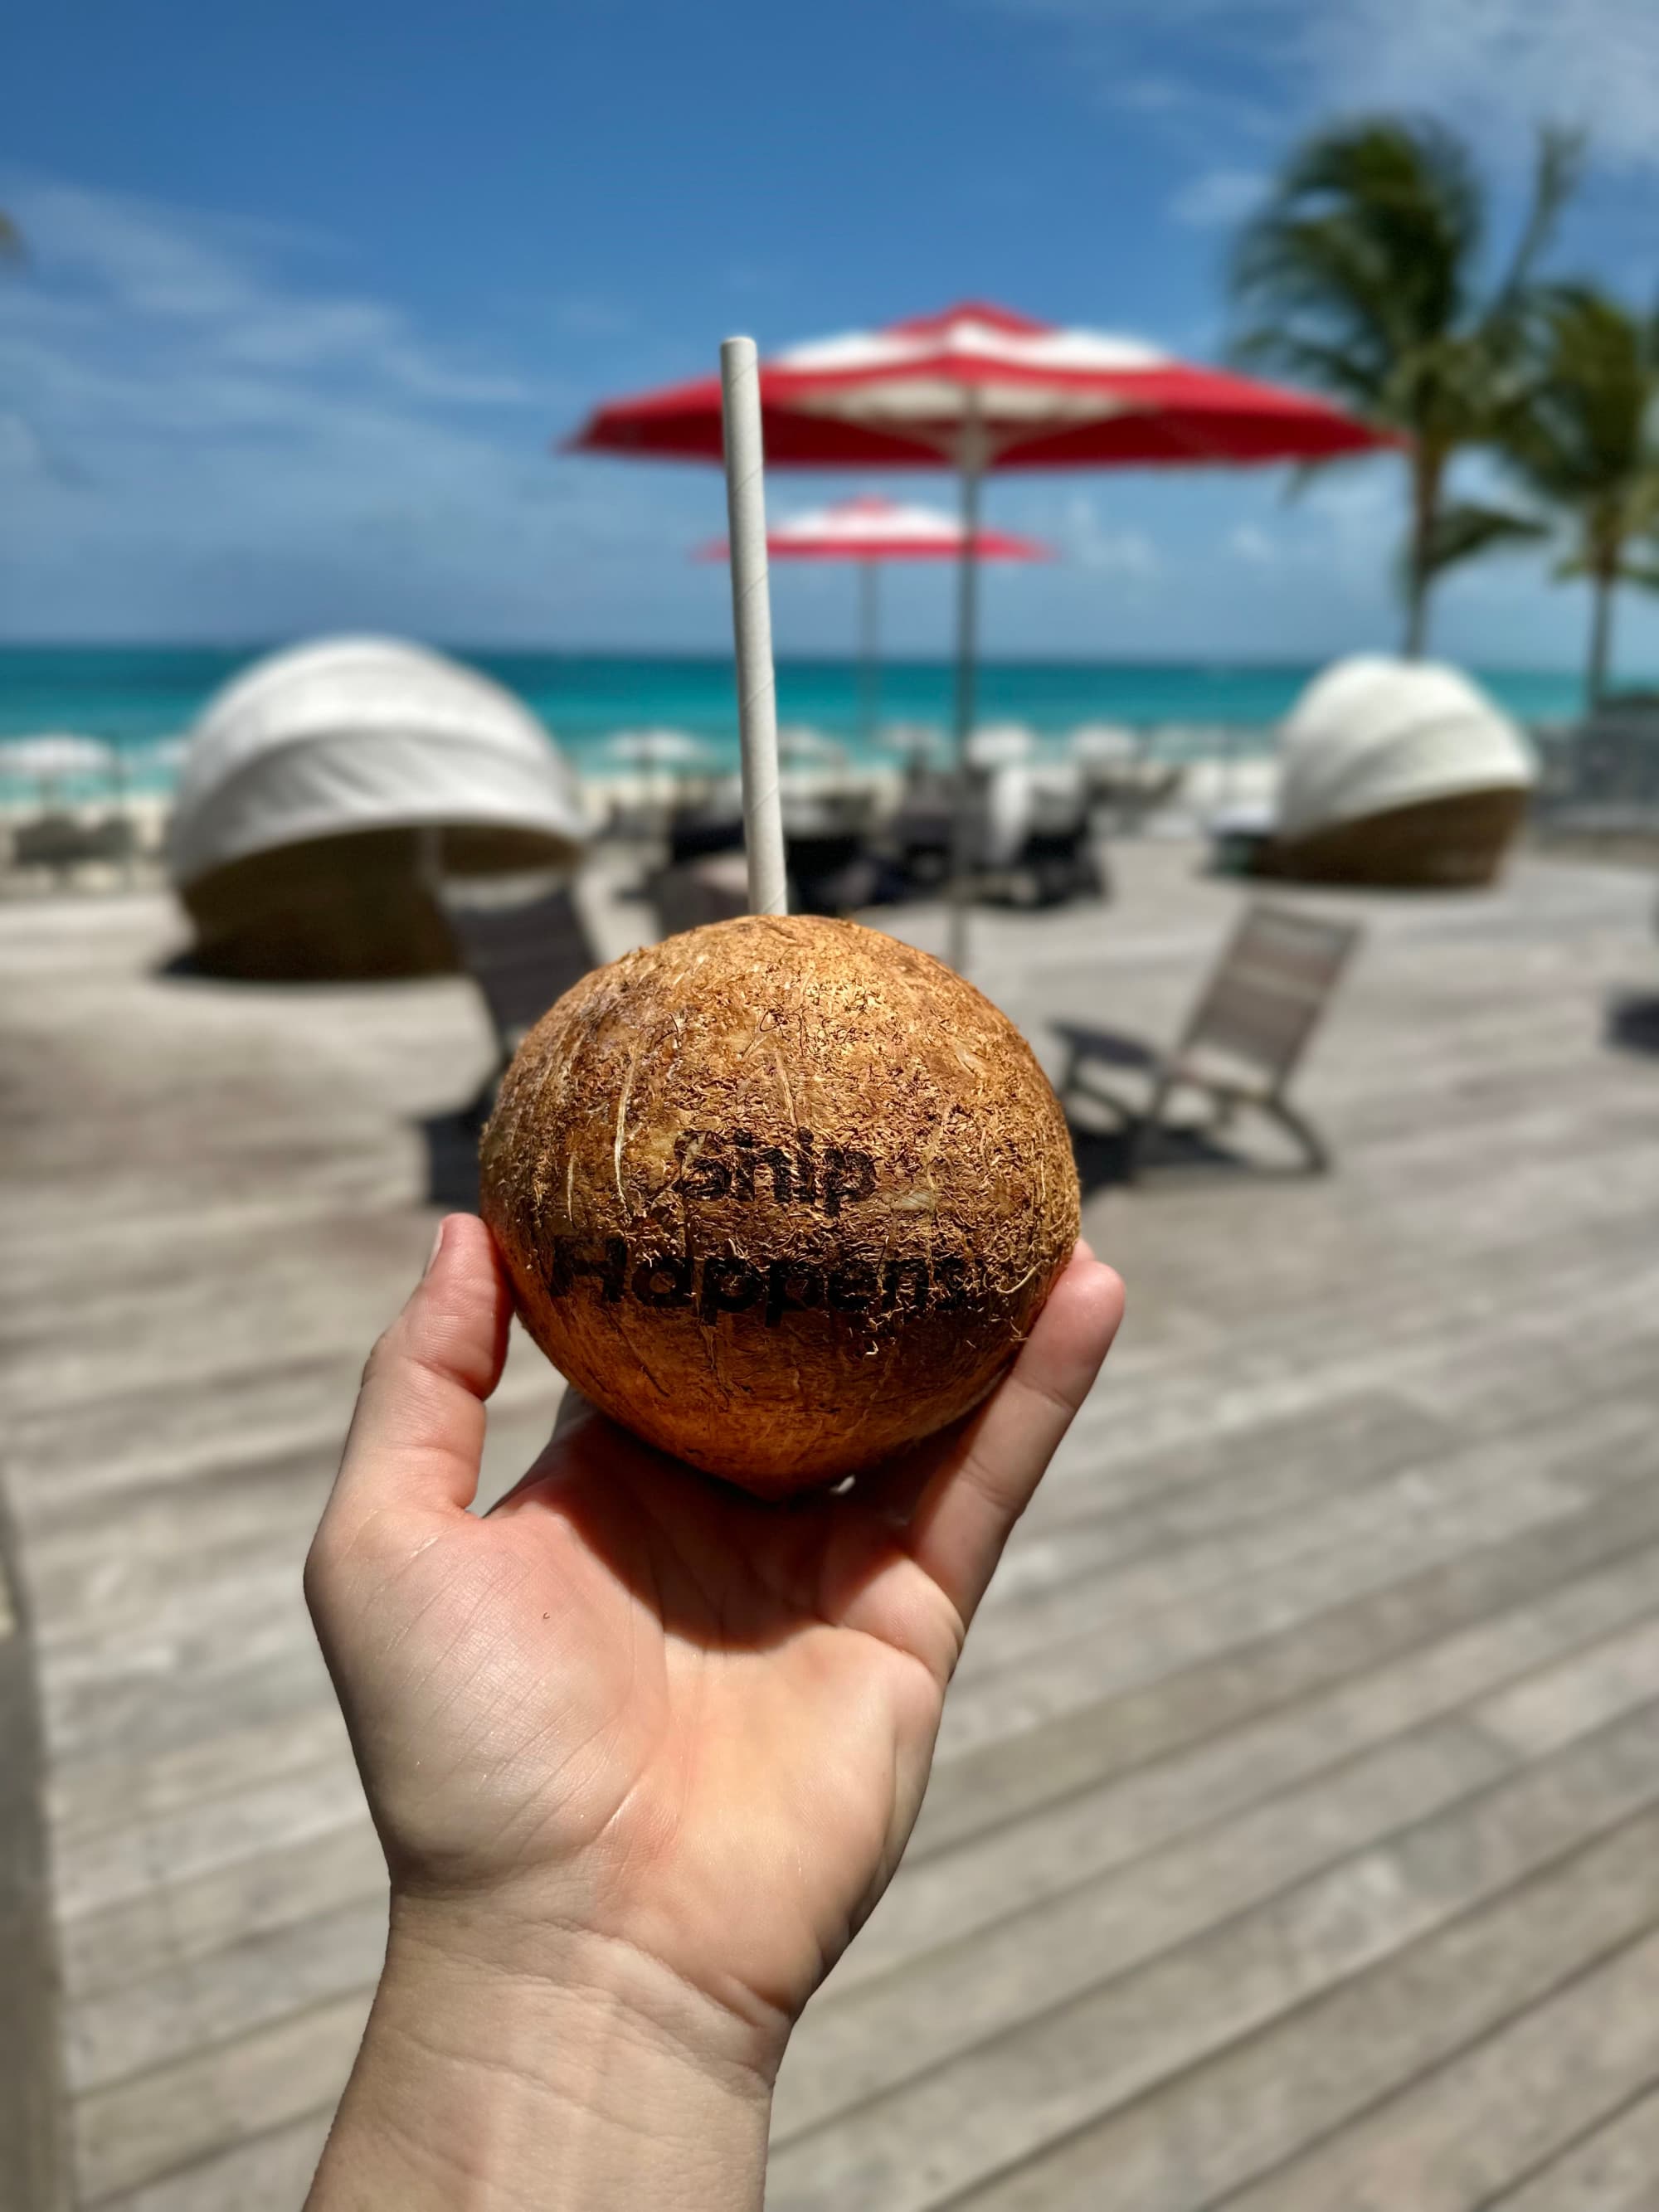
[719,335,786,916]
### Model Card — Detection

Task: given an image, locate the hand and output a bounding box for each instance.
[304,1213,1122,2210]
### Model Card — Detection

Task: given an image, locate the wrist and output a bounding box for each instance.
[308,1892,779,2211]
[387,1885,792,2088]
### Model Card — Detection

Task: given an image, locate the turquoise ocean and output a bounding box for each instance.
[0,646,1593,794]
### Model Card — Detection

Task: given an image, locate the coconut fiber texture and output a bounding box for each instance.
[479,914,1081,1496]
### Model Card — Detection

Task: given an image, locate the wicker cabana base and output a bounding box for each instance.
[1256,787,1529,891]
[181,824,573,981]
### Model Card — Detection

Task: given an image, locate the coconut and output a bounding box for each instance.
[479,913,1080,1496]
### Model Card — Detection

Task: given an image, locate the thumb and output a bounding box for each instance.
[325,1213,513,1536]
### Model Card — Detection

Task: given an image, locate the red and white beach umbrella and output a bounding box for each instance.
[711,493,1048,562]
[697,493,1049,741]
[570,302,1389,960]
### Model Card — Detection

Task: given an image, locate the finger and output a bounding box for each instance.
[327,1213,513,1530]
[906,1247,1123,1630]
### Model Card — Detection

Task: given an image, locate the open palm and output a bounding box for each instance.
[307,1213,1122,2049]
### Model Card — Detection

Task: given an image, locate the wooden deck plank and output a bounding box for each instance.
[781,1623,1659,2142]
[770,1785,1659,2210]
[90,2113,335,2212]
[1219,1926,1659,2211]
[839,1526,1659,1996]
[73,1989,372,2204]
[1486,2082,1659,2212]
[3,848,1657,2208]
[914,1482,1659,1860]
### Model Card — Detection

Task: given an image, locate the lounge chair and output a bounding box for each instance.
[12,811,135,878]
[1053,903,1361,1178]
[435,876,600,1124]
[645,856,751,936]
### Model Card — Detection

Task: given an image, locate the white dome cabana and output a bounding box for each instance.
[168,637,588,978]
[1267,656,1535,888]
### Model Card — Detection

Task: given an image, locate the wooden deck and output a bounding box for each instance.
[2,842,1658,2210]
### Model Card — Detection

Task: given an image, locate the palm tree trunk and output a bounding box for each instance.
[1402,450,1443,660]
[1402,564,1431,659]
[1586,567,1617,707]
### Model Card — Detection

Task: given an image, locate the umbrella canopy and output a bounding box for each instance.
[698,495,1050,747]
[698,493,1048,562]
[571,301,1386,472]
[1069,722,1139,767]
[777,725,849,770]
[605,727,714,771]
[0,733,114,781]
[570,301,1389,965]
[966,723,1037,770]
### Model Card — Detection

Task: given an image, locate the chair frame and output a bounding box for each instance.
[435,875,599,1125]
[1055,903,1361,1179]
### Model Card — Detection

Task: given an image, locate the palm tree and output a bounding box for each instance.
[0,213,22,262]
[1231,119,1578,657]
[1497,287,1659,705]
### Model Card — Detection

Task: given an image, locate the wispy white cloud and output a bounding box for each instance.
[1169,168,1268,229]
[0,177,718,639]
[994,0,1659,171]
[552,295,635,339]
[1061,495,1162,577]
[8,181,537,404]
[1227,521,1280,564]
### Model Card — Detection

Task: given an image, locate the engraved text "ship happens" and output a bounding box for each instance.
[674,1129,876,1218]
[547,1240,968,1328]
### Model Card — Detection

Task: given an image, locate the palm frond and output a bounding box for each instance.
[1490,128,1584,316]
[1423,500,1550,579]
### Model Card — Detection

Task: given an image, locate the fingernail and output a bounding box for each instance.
[423,1218,447,1276]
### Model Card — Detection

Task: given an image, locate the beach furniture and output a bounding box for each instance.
[1054,902,1361,1176]
[981,761,1107,907]
[570,299,1385,971]
[601,729,717,841]
[11,811,134,876]
[1257,657,1534,889]
[668,800,747,864]
[1533,695,1659,861]
[645,855,750,936]
[167,638,587,980]
[435,876,599,1119]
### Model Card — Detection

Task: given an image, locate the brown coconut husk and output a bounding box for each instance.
[479,914,1081,1495]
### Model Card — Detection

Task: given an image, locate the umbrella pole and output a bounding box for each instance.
[719,336,787,916]
[946,445,983,973]
[859,560,880,749]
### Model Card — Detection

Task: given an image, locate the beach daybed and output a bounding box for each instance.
[1054,903,1361,1176]
[1256,657,1535,889]
[168,637,587,980]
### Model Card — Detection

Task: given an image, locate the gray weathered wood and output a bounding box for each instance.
[926,1806,1659,2212]
[3,848,1657,2207]
[768,1732,1659,2208]
[1486,2083,1659,2212]
[1220,1924,1659,2210]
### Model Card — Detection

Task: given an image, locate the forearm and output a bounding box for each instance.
[307,1898,777,2212]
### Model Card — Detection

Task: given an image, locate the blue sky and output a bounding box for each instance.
[6,0,1659,672]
